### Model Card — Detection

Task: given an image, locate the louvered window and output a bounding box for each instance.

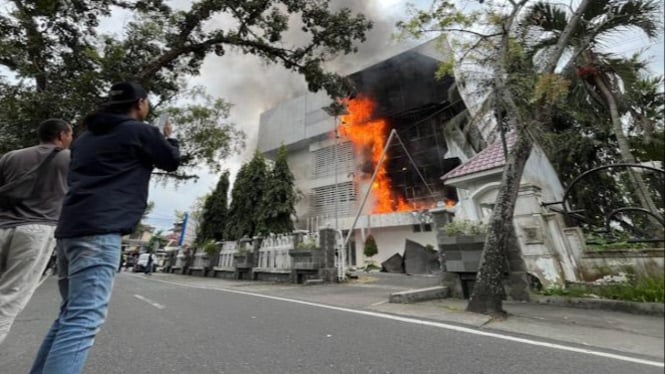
[310,182,356,218]
[312,142,354,178]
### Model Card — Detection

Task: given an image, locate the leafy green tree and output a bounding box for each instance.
[0,0,373,178]
[540,62,664,237]
[198,171,230,242]
[523,0,663,222]
[399,0,593,315]
[225,152,269,239]
[627,76,665,163]
[225,163,250,240]
[189,193,210,223]
[259,145,297,235]
[147,230,168,251]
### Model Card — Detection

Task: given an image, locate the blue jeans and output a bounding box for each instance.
[30,234,121,374]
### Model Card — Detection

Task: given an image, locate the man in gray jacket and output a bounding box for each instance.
[0,119,72,344]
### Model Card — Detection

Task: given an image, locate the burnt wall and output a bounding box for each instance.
[348,50,466,205]
[349,51,453,117]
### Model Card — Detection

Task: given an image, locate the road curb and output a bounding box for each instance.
[531,295,665,316]
[389,286,449,304]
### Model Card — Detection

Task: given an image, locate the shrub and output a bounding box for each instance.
[363,262,381,273]
[363,235,378,258]
[598,275,664,303]
[296,238,318,251]
[202,240,218,256]
[441,220,487,236]
[585,232,663,251]
[541,274,664,303]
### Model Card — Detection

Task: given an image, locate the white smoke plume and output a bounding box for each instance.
[152,1,420,228]
[192,1,418,164]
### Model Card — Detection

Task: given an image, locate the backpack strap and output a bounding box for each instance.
[35,147,61,176]
[0,148,60,194]
[0,147,62,208]
[31,147,62,192]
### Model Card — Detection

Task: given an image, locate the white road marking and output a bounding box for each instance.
[133,294,165,310]
[369,300,389,306]
[128,275,664,368]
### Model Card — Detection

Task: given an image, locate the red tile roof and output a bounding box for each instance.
[441,132,517,181]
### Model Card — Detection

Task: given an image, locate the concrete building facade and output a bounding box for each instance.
[257,40,482,268]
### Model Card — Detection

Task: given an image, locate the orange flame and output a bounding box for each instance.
[339,96,412,214]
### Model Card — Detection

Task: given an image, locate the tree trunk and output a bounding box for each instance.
[542,0,592,74]
[463,0,592,316]
[464,1,529,316]
[466,133,532,316]
[11,1,48,92]
[594,74,663,222]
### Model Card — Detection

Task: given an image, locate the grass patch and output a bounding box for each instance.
[598,276,665,303]
[585,233,664,252]
[362,263,381,273]
[585,241,651,251]
[541,275,665,303]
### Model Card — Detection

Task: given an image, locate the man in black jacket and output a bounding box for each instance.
[31,82,180,374]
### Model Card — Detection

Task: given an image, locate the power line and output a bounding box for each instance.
[144,217,175,222]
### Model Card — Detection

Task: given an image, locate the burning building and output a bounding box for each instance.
[257,40,487,267]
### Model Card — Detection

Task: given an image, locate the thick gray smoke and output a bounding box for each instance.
[193,1,417,164]
[150,1,420,226]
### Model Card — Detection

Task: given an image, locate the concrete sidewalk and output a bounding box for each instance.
[139,271,664,361]
[370,298,664,360]
[353,272,664,360]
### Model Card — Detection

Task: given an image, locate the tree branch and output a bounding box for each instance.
[137,32,306,81]
[152,171,199,180]
[0,57,18,70]
[421,28,503,38]
[174,1,225,46]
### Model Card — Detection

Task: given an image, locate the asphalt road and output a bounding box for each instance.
[1,273,661,374]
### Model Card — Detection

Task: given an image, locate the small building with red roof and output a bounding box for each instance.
[440,132,565,224]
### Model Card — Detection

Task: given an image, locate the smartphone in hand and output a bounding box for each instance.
[155,113,169,132]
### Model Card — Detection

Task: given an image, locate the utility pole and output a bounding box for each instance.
[178,212,189,247]
[334,116,339,231]
[322,101,349,281]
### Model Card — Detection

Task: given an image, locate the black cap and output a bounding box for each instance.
[105,81,148,104]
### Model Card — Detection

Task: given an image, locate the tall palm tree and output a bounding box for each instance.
[523,0,663,222]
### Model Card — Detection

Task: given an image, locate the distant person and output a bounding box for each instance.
[129,252,139,271]
[30,81,180,374]
[0,119,72,345]
[144,252,153,276]
[118,253,125,272]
